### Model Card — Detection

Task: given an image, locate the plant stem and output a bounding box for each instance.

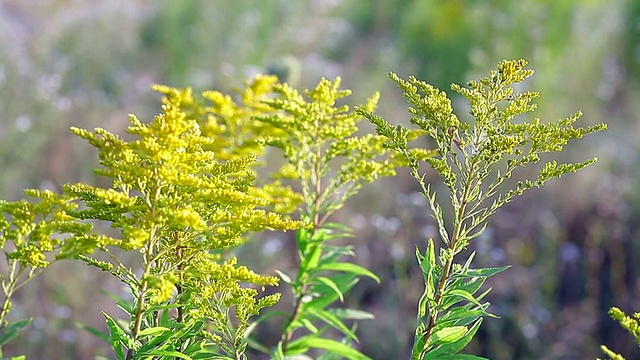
[418,162,476,356]
[280,141,324,351]
[280,217,319,350]
[0,261,21,327]
[281,280,309,347]
[125,224,158,360]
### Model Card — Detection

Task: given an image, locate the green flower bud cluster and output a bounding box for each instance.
[359,59,606,252]
[244,77,399,360]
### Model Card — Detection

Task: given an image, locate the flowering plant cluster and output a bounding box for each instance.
[1,60,617,360]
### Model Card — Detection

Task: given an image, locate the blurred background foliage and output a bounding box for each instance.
[0,0,638,359]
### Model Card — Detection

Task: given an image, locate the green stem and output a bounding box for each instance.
[125,233,156,360]
[280,141,324,352]
[416,162,476,358]
[0,261,22,327]
[280,278,309,347]
[279,218,319,350]
[125,177,163,360]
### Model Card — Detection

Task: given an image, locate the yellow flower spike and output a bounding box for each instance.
[62,80,306,358]
[249,76,401,359]
[257,77,399,221]
[145,273,179,304]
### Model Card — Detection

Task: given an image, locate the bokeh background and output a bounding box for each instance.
[1,0,639,359]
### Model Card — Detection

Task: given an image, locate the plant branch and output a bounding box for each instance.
[419,160,476,353]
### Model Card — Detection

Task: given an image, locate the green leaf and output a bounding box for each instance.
[296,227,312,252]
[272,342,287,360]
[246,333,271,354]
[276,269,292,284]
[0,319,31,347]
[300,318,319,333]
[441,277,486,311]
[416,240,439,321]
[442,289,483,309]
[314,276,344,302]
[305,307,358,341]
[418,240,438,296]
[314,226,352,241]
[172,319,206,340]
[323,222,353,233]
[134,328,175,355]
[311,262,380,283]
[329,308,375,320]
[103,312,129,360]
[137,326,170,336]
[101,290,134,316]
[159,306,171,327]
[289,337,372,360]
[300,243,323,271]
[247,310,290,340]
[182,340,214,357]
[285,336,311,355]
[436,307,487,329]
[428,326,468,346]
[423,319,483,359]
[318,245,355,267]
[76,321,109,344]
[440,355,488,360]
[143,349,193,360]
[305,273,360,310]
[463,266,510,277]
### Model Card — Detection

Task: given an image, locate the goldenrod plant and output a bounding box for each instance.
[599,307,640,360]
[0,60,608,360]
[153,75,282,161]
[153,76,303,215]
[0,190,96,359]
[65,85,301,360]
[357,59,606,359]
[252,78,399,360]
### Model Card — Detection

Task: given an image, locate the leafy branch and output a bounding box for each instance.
[65,83,301,360]
[253,78,398,359]
[0,190,95,357]
[357,59,606,359]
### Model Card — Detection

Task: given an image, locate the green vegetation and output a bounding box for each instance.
[0,60,610,359]
[254,77,397,359]
[599,307,640,360]
[358,59,605,358]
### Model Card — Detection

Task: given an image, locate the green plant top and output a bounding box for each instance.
[359,59,605,253]
[357,59,606,359]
